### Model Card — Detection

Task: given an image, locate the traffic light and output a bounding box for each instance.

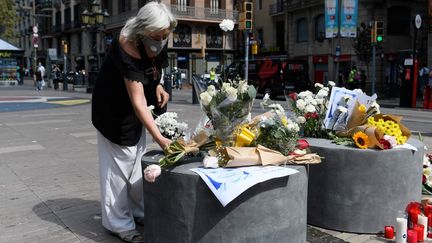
[374,21,384,43]
[239,1,253,30]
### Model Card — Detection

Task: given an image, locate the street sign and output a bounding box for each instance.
[415,14,422,29]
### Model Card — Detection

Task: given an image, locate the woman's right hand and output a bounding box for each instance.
[156,136,172,150]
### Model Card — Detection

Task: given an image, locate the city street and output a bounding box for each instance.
[0,79,431,243]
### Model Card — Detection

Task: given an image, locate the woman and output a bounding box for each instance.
[91,2,176,242]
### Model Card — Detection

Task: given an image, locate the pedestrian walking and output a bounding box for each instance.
[173,66,181,89]
[91,2,176,242]
[36,62,46,90]
[52,65,62,90]
[347,66,360,90]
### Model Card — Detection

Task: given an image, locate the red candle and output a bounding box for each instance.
[425,205,432,217]
[384,225,394,239]
[428,215,432,238]
[414,224,425,242]
[407,229,418,243]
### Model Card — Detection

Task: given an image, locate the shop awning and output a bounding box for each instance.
[0,38,22,51]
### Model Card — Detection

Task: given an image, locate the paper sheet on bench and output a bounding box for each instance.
[190,166,298,207]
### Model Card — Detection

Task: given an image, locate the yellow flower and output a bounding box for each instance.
[358,104,366,113]
[281,116,288,127]
[353,131,369,149]
[367,117,375,124]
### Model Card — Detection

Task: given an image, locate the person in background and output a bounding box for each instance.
[173,66,181,89]
[347,66,359,90]
[91,2,176,242]
[37,62,46,89]
[52,65,62,90]
[209,67,216,87]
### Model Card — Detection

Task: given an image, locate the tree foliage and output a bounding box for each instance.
[0,0,18,43]
[352,22,372,64]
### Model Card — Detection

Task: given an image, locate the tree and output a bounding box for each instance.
[0,0,18,44]
[352,22,372,65]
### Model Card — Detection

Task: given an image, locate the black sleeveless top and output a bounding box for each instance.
[91,37,168,146]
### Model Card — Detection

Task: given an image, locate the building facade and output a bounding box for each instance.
[254,0,428,96]
[15,0,239,86]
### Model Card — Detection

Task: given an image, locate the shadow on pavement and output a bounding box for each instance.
[32,198,123,242]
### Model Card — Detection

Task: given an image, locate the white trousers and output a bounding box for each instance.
[97,130,146,233]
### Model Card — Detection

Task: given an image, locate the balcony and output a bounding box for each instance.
[269,1,288,16]
[36,0,53,11]
[170,5,238,22]
[105,5,238,29]
[285,0,322,12]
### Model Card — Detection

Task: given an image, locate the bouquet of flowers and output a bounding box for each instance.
[286,82,334,138]
[423,154,432,195]
[199,78,256,146]
[255,97,299,156]
[150,106,188,140]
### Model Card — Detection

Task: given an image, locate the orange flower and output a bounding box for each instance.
[352,131,369,149]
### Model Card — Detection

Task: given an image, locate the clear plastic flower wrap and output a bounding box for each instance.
[199,78,256,147]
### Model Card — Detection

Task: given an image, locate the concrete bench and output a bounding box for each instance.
[141,151,308,243]
[307,138,424,233]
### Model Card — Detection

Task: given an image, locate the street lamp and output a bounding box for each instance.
[80,0,109,93]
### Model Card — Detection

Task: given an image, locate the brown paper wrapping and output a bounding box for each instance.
[347,101,368,130]
[224,145,321,167]
[351,125,384,149]
[372,114,411,139]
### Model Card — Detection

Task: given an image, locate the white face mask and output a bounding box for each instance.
[141,36,167,56]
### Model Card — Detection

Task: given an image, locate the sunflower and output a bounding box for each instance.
[352,131,370,149]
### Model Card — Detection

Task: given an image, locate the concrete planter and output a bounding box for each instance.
[307,138,424,233]
[142,151,308,243]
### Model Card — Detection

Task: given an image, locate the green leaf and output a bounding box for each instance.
[248,86,257,99]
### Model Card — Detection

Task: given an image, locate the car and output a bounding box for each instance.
[224,56,311,98]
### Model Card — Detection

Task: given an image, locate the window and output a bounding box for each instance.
[102,0,112,15]
[258,0,262,10]
[296,18,308,42]
[257,29,264,47]
[314,14,325,41]
[73,4,80,28]
[118,0,131,13]
[387,6,410,36]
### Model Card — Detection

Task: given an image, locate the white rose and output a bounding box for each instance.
[317,89,328,98]
[219,19,234,32]
[203,156,219,168]
[207,85,217,96]
[383,135,397,148]
[144,164,161,183]
[298,90,313,99]
[314,83,324,89]
[225,86,238,101]
[263,93,270,102]
[305,104,316,113]
[286,121,300,133]
[296,99,306,111]
[238,80,249,94]
[296,116,306,124]
[200,91,213,106]
[328,81,336,87]
[315,98,324,105]
[222,82,231,91]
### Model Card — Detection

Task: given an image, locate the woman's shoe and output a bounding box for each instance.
[115,229,144,243]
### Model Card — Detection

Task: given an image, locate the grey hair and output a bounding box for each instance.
[120,1,177,41]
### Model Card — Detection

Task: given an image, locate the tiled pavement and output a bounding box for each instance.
[0,80,431,242]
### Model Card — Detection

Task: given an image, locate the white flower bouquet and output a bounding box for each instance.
[149,106,188,140]
[199,78,256,146]
[286,82,334,138]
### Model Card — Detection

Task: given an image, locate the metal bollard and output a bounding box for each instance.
[63,74,68,91]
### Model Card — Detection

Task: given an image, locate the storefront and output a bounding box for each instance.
[0,39,24,85]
